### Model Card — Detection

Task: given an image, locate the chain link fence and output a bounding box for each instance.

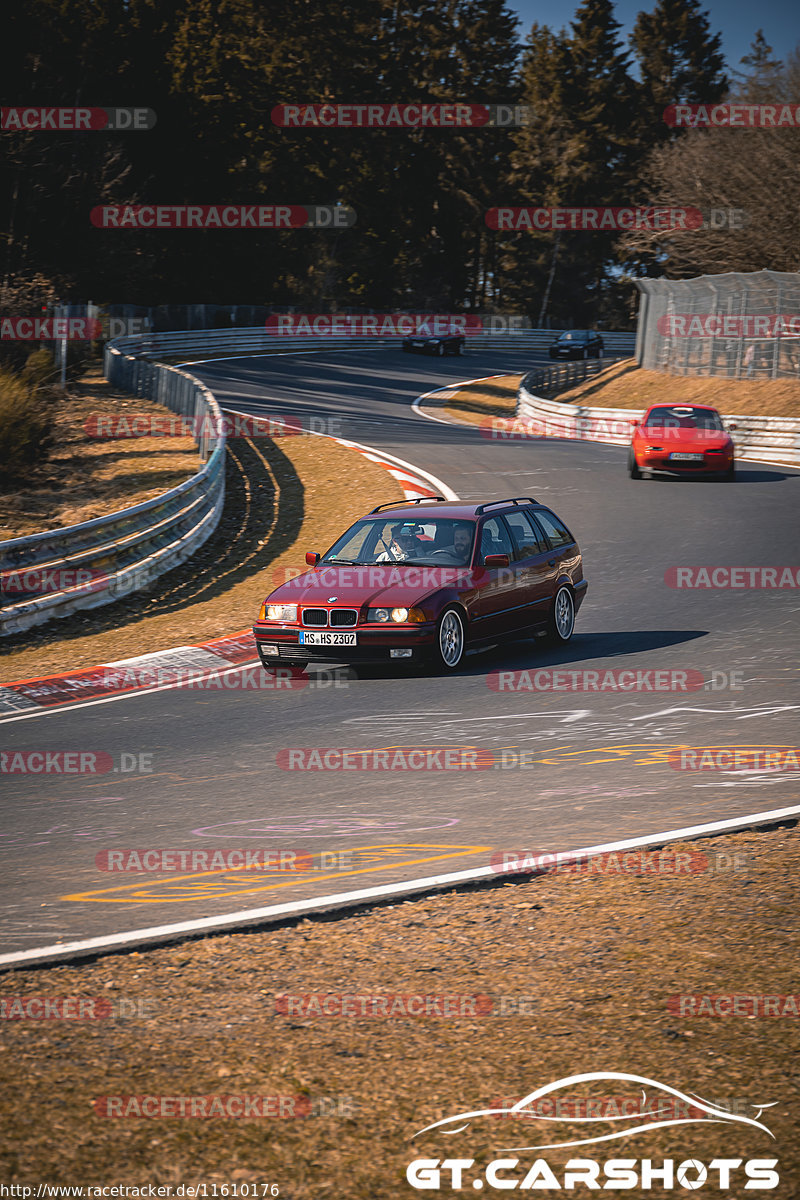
[635,269,800,380]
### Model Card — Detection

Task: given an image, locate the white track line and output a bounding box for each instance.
[412,375,509,426]
[2,803,798,969]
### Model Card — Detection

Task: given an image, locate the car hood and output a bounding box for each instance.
[264,563,476,608]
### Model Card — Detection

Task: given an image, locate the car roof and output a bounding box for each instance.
[366,499,547,521]
[643,403,721,414]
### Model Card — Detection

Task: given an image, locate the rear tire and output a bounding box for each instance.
[437,343,445,357]
[433,606,466,671]
[545,585,575,645]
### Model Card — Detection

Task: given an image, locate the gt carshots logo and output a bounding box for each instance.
[408,1071,779,1191]
[90,205,355,229]
[486,207,703,231]
[271,103,531,128]
[265,313,482,336]
[1,106,156,131]
[664,102,800,127]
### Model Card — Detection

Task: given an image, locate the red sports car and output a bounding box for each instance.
[628,404,736,480]
[252,497,587,672]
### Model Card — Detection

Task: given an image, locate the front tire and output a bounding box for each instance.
[628,450,642,479]
[437,343,445,357]
[433,607,466,671]
[546,585,575,644]
[723,461,735,480]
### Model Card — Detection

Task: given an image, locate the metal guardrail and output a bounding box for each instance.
[109,327,637,362]
[0,352,226,636]
[520,357,620,397]
[516,384,800,466]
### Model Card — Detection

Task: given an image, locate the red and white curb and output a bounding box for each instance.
[0,426,456,721]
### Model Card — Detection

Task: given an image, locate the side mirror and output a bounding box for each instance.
[305,551,320,566]
[484,553,510,569]
[727,422,737,432]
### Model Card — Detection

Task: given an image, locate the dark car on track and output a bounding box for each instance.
[401,335,464,356]
[628,403,737,480]
[549,330,604,360]
[253,497,587,673]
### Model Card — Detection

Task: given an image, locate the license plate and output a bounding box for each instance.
[670,452,704,461]
[299,631,357,646]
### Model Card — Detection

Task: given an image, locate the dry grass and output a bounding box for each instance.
[0,822,797,1195]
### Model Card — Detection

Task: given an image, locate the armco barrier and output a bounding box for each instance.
[0,355,225,636]
[107,326,636,362]
[516,383,800,466]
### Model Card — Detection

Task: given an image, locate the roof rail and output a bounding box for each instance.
[475,496,537,515]
[370,497,446,514]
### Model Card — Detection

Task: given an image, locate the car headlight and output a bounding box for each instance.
[262,604,298,622]
[367,606,426,624]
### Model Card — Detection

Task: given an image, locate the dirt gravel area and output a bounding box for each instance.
[1,392,403,683]
[442,375,521,426]
[0,822,797,1196]
[0,365,201,541]
[553,358,800,416]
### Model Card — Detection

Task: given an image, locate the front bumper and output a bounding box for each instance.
[252,621,438,664]
[637,451,733,473]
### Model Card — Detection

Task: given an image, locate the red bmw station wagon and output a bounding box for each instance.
[629,404,736,480]
[253,497,588,672]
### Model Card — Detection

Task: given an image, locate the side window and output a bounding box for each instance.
[503,511,545,560]
[479,517,513,562]
[534,509,575,549]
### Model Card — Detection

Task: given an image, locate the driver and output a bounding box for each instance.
[376,522,423,562]
[438,522,473,563]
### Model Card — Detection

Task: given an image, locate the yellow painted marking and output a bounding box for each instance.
[62,843,492,904]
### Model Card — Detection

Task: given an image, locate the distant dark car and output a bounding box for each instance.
[549,330,604,360]
[253,497,588,672]
[402,335,464,356]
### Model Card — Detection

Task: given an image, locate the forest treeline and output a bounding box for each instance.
[1,0,797,327]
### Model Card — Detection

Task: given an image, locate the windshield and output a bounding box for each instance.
[644,406,724,430]
[558,331,589,342]
[323,517,476,566]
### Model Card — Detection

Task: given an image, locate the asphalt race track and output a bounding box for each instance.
[2,346,800,960]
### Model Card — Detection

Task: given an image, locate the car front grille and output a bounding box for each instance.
[330,609,358,627]
[301,607,359,627]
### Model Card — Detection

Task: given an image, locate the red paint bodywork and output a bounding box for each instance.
[630,403,735,477]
